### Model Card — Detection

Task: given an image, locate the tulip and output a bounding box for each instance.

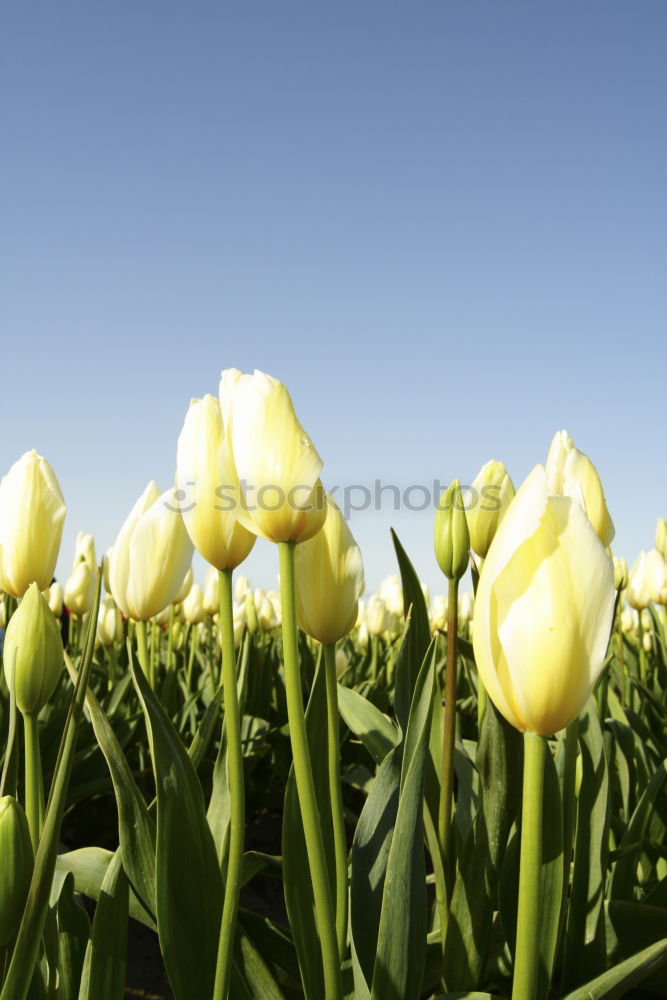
[43,581,63,617]
[97,595,123,647]
[108,481,194,621]
[379,575,404,617]
[657,518,667,561]
[183,583,205,624]
[72,532,97,573]
[545,430,614,547]
[459,589,475,624]
[626,549,667,609]
[613,556,628,591]
[295,495,365,645]
[366,594,389,637]
[0,797,33,946]
[64,561,96,617]
[235,574,251,603]
[3,583,64,717]
[219,368,327,544]
[173,566,194,605]
[176,395,256,569]
[203,566,219,616]
[434,479,470,581]
[233,602,245,646]
[621,607,639,634]
[335,648,350,678]
[465,459,515,559]
[0,450,66,597]
[430,594,448,632]
[473,465,615,736]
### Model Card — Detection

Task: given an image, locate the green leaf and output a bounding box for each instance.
[130,651,223,1000]
[443,701,522,991]
[610,758,667,902]
[55,874,90,1000]
[606,900,667,994]
[65,656,156,919]
[561,937,667,1000]
[337,682,399,765]
[562,700,610,992]
[392,529,432,732]
[282,650,336,1000]
[370,642,436,1000]
[56,848,154,929]
[78,849,129,1000]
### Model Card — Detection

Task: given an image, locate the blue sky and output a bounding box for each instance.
[2,1,666,598]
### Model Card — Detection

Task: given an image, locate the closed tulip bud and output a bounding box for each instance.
[43,581,63,617]
[472,466,615,736]
[267,591,282,625]
[233,602,245,646]
[102,552,112,595]
[613,556,628,591]
[176,395,256,569]
[3,583,64,716]
[183,583,205,624]
[0,450,66,597]
[366,594,388,637]
[643,631,653,653]
[64,562,96,617]
[358,621,369,649]
[434,480,470,581]
[640,608,653,632]
[108,482,194,622]
[546,430,614,547]
[97,595,123,647]
[459,589,475,624]
[173,567,193,606]
[203,566,219,616]
[430,594,448,632]
[626,550,667,609]
[72,532,96,573]
[244,591,258,634]
[621,607,638,634]
[465,459,515,559]
[235,575,251,603]
[295,495,365,645]
[254,589,277,632]
[335,649,349,678]
[379,575,404,617]
[656,518,667,561]
[0,796,33,946]
[220,368,327,544]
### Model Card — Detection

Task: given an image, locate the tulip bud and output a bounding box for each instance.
[643,631,653,653]
[219,368,327,544]
[430,594,448,632]
[465,460,515,559]
[295,495,365,645]
[0,796,33,946]
[472,465,615,735]
[621,608,638,634]
[203,567,220,616]
[626,550,667,609]
[656,518,667,561]
[335,649,349,678]
[379,575,404,617]
[234,575,251,603]
[183,583,205,624]
[613,556,628,591]
[434,480,470,581]
[233,602,246,646]
[102,552,112,595]
[43,581,63,618]
[244,591,258,634]
[108,482,194,622]
[64,562,96,617]
[3,583,64,716]
[173,567,193,606]
[97,595,123,647]
[546,430,614,546]
[366,594,388,637]
[358,621,369,649]
[459,589,475,624]
[72,532,97,573]
[0,450,66,597]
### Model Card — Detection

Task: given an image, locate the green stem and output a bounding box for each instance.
[135,620,151,682]
[438,577,458,908]
[186,624,197,689]
[557,718,579,950]
[23,713,44,852]
[279,542,342,1000]
[212,569,246,1000]
[323,643,348,959]
[512,731,546,1000]
[166,606,175,673]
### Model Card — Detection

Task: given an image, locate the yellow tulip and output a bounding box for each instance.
[173,566,194,605]
[545,430,614,546]
[176,395,256,569]
[295,495,365,645]
[656,518,667,561]
[43,581,63,617]
[97,595,123,647]
[465,459,515,559]
[0,450,66,596]
[626,549,667,609]
[108,481,194,621]
[472,465,615,736]
[64,561,96,617]
[3,583,64,716]
[378,575,404,617]
[203,566,219,615]
[220,368,327,544]
[183,583,205,624]
[72,532,97,573]
[366,594,389,637]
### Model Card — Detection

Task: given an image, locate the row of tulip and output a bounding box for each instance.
[0,369,666,1000]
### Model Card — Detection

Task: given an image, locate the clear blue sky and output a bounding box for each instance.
[2,1,666,599]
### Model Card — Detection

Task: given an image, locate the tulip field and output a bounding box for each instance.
[1,370,667,1000]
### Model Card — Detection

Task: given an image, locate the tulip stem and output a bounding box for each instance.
[439,577,458,907]
[23,713,44,852]
[323,642,348,959]
[135,620,151,687]
[186,624,197,689]
[279,541,342,1000]
[212,568,245,1000]
[512,731,546,1000]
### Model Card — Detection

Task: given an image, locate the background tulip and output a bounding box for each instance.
[465,459,515,559]
[72,532,97,573]
[64,561,96,617]
[626,549,667,608]
[295,495,365,645]
[176,395,256,569]
[0,450,66,597]
[97,595,123,647]
[44,581,63,618]
[0,797,33,947]
[473,465,615,736]
[183,583,205,624]
[3,583,64,716]
[108,481,194,621]
[220,368,327,543]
